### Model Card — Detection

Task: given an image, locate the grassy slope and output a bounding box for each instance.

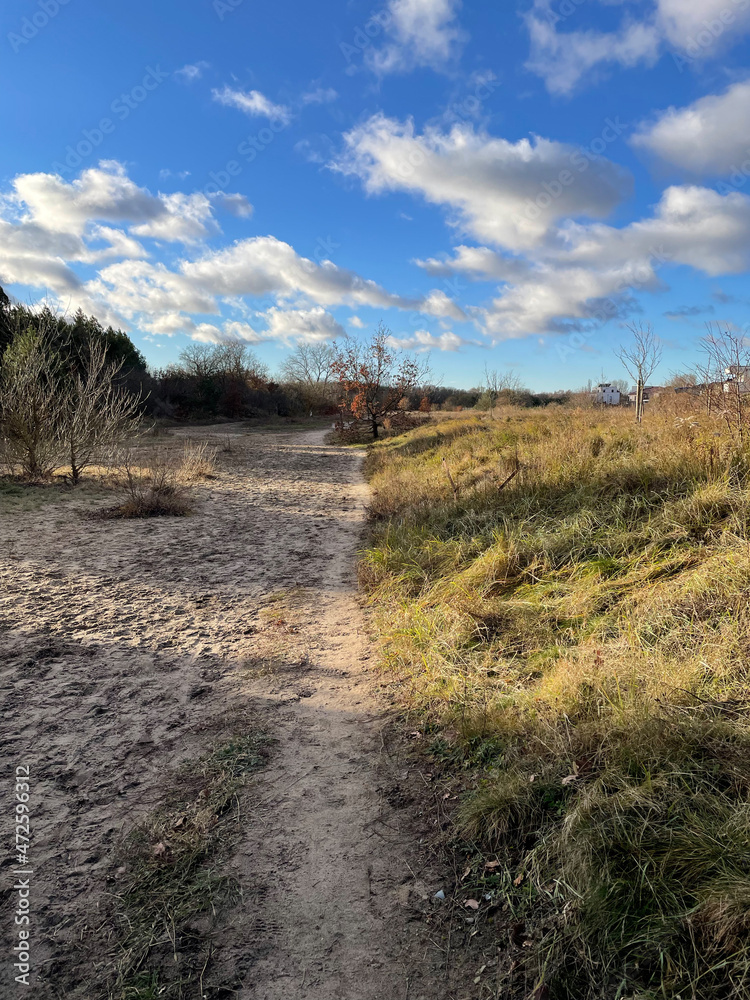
[361,408,750,1000]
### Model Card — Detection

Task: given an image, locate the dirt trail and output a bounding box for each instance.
[0,428,457,999]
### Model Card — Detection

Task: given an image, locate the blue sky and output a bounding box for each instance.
[2,0,750,390]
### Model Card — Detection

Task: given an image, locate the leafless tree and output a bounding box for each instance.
[700,323,750,442]
[177,341,268,384]
[279,342,336,411]
[483,365,524,417]
[60,338,144,484]
[617,322,662,422]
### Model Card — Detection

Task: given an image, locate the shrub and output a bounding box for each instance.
[100,450,196,518]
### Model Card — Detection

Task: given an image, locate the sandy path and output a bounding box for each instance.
[0,428,452,999]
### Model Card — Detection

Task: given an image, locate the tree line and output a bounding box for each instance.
[0,289,576,480]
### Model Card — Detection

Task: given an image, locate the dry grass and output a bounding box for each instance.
[362,406,750,999]
[106,732,272,1000]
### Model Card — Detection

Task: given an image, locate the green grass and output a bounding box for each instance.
[0,477,108,513]
[361,407,750,999]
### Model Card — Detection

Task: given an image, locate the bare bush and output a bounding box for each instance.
[101,451,193,518]
[0,321,63,480]
[60,338,144,484]
[701,324,750,442]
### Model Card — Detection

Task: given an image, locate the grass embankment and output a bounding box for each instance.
[362,408,750,999]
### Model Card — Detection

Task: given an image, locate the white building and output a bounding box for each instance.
[723,366,750,394]
[593,383,621,405]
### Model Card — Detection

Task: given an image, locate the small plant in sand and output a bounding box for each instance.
[99,440,218,518]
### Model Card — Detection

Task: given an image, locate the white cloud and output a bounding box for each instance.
[473,185,750,337]
[179,235,459,316]
[301,86,338,105]
[656,0,750,50]
[210,192,254,218]
[262,306,346,343]
[335,114,631,251]
[159,168,191,180]
[525,8,660,95]
[0,161,465,342]
[175,62,209,83]
[187,319,267,344]
[420,288,467,320]
[387,328,473,351]
[130,191,217,243]
[632,80,750,175]
[9,161,216,244]
[416,244,530,282]
[212,86,291,124]
[349,315,365,328]
[366,0,465,74]
[525,0,750,94]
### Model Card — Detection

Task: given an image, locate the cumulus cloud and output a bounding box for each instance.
[262,306,346,343]
[656,0,750,50]
[525,0,750,94]
[130,191,217,242]
[387,328,474,351]
[179,235,458,315]
[416,245,531,282]
[472,185,750,337]
[525,9,660,95]
[210,192,254,218]
[212,86,291,124]
[0,161,466,346]
[366,0,465,74]
[632,80,750,175]
[9,161,216,244]
[334,114,631,251]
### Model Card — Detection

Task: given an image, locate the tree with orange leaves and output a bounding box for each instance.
[330,323,429,439]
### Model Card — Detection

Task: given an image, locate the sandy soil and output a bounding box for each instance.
[0,427,468,999]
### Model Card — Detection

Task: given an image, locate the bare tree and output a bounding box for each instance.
[617,322,662,422]
[0,320,63,479]
[176,342,268,384]
[483,365,524,416]
[279,342,335,411]
[60,338,144,484]
[700,323,750,442]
